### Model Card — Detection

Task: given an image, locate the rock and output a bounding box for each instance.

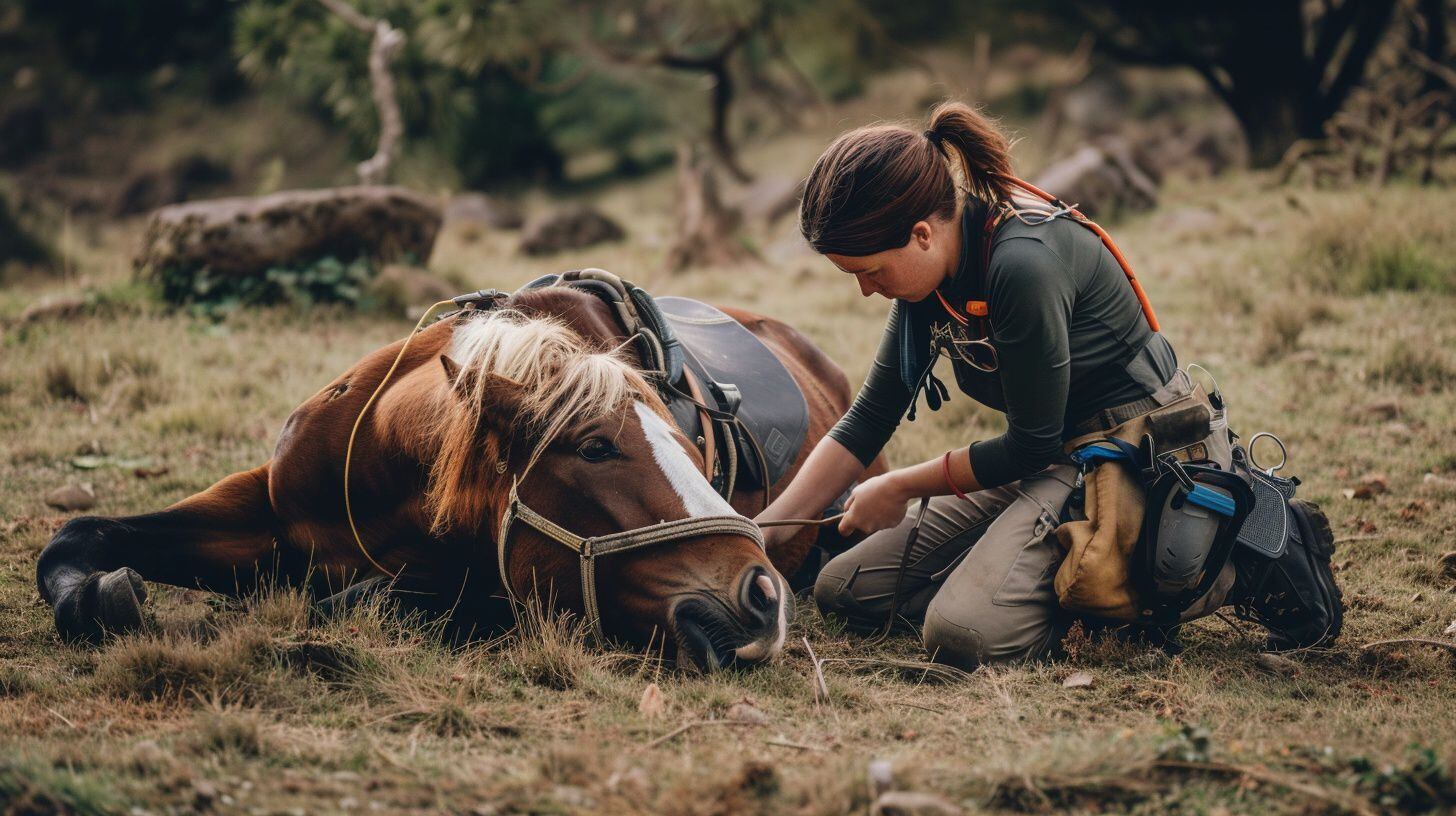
[45,483,96,511]
[637,682,665,720]
[1358,399,1402,421]
[867,759,894,798]
[135,186,442,285]
[445,193,524,230]
[518,205,624,256]
[1351,473,1389,500]
[1061,671,1095,689]
[192,779,219,810]
[1421,473,1456,496]
[365,265,457,316]
[1254,653,1300,677]
[1032,136,1158,219]
[1445,620,1456,637]
[18,294,88,325]
[871,791,966,816]
[1438,552,1456,583]
[726,700,769,725]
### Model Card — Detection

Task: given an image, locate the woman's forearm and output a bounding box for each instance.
[754,436,867,536]
[884,444,984,500]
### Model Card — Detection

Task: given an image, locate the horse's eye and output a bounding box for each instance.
[577,437,618,462]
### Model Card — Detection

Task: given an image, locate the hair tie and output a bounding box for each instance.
[923,129,944,151]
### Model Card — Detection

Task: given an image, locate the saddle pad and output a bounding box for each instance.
[655,296,809,488]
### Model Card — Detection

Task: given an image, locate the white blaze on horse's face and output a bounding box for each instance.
[631,401,787,664]
[631,401,734,518]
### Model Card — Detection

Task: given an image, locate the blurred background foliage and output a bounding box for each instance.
[0,0,1446,197]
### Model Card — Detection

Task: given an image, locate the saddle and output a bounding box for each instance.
[485,270,808,501]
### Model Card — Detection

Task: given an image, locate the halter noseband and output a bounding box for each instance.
[495,479,765,643]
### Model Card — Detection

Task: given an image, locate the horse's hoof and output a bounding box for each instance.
[55,568,148,643]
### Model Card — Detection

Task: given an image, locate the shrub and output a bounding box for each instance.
[156,254,379,318]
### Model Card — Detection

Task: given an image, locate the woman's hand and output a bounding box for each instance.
[838,472,913,536]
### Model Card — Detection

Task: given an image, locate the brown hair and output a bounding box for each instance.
[799,101,1014,257]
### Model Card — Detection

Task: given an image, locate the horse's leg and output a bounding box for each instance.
[37,464,298,642]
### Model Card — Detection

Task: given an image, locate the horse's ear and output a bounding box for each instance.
[439,354,462,385]
[476,372,529,428]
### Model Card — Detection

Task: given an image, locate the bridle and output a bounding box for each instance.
[343,276,777,646]
[494,470,766,644]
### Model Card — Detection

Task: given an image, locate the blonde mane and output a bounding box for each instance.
[426,308,655,535]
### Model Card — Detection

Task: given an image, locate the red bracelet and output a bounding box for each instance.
[942,450,969,500]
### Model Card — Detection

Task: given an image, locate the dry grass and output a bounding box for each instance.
[3,74,1456,812]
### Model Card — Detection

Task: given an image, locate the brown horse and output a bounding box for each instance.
[37,284,866,670]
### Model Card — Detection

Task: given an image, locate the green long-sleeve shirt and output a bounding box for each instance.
[825,201,1177,489]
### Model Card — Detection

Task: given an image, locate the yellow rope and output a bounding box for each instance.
[344,299,457,578]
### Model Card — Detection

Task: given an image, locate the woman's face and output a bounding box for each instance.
[824,215,959,302]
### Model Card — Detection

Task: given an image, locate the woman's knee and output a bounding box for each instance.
[922,593,1055,670]
[812,551,868,618]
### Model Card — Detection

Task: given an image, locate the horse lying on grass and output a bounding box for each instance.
[38,285,869,671]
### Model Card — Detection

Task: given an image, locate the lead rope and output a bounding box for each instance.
[343,298,457,580]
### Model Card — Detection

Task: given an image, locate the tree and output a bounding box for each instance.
[1063,0,1418,166]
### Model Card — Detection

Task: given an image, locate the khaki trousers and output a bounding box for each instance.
[813,464,1233,669]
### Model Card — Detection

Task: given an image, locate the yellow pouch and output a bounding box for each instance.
[1052,415,1151,621]
[1052,382,1226,622]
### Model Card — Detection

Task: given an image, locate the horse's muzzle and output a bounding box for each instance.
[671,565,788,671]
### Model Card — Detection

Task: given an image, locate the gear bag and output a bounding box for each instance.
[1052,370,1253,622]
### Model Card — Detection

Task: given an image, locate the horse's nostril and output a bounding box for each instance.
[744,569,778,616]
[755,573,777,604]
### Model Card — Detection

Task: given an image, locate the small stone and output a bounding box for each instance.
[1422,473,1456,496]
[45,483,96,511]
[1439,552,1456,583]
[1444,620,1456,637]
[1411,592,1424,603]
[637,682,665,720]
[727,700,769,724]
[867,759,895,797]
[871,790,966,816]
[1062,671,1095,689]
[192,780,219,810]
[1357,399,1402,421]
[1254,653,1300,677]
[1350,473,1388,500]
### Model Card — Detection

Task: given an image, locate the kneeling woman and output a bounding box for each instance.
[756,102,1341,668]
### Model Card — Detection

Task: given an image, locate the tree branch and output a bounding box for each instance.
[317,0,405,185]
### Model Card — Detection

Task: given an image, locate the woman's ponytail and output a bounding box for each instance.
[925,101,1015,204]
[799,100,1014,257]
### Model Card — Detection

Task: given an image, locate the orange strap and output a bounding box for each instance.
[996,174,1160,334]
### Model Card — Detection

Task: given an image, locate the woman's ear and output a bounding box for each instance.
[910,220,934,250]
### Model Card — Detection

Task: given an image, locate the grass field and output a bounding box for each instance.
[3,94,1456,813]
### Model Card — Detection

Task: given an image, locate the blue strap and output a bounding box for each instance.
[1184,484,1236,517]
[1072,440,1236,517]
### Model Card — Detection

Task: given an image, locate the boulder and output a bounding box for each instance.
[518,205,624,256]
[1031,137,1159,219]
[445,193,524,230]
[135,186,442,283]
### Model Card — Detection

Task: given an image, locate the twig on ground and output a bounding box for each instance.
[765,736,826,752]
[801,636,829,705]
[1153,759,1377,816]
[639,719,753,751]
[44,706,78,730]
[1334,534,1380,544]
[1359,638,1456,654]
[818,657,976,684]
[890,701,947,715]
